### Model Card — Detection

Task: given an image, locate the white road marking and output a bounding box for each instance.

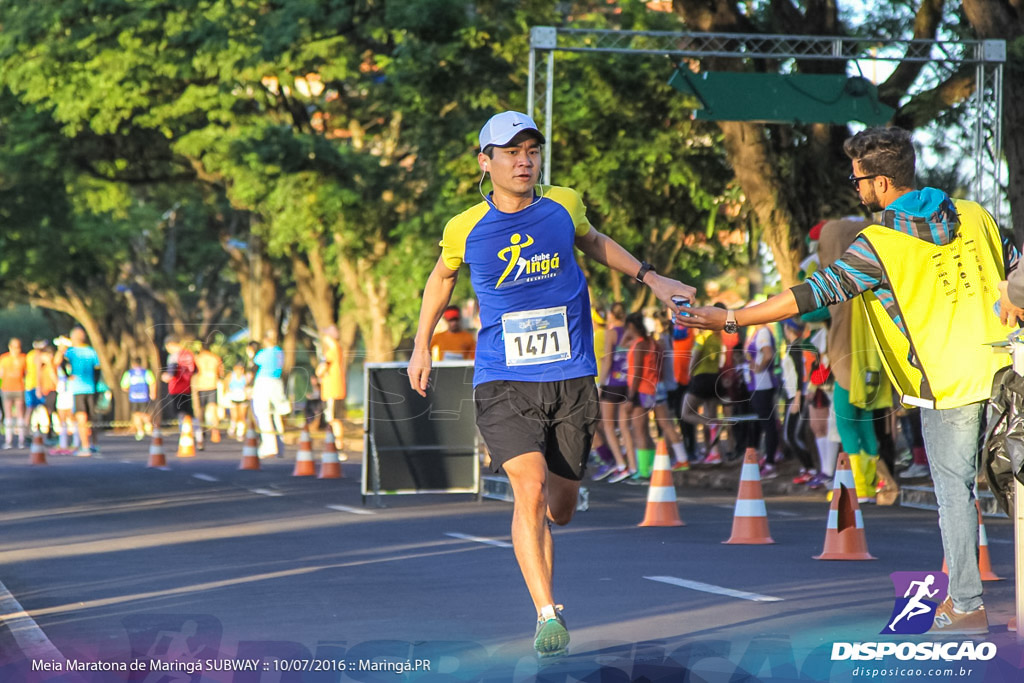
[987,538,1013,545]
[644,575,783,602]
[0,578,69,668]
[445,532,513,548]
[192,474,219,482]
[326,504,376,516]
[250,488,283,497]
[773,510,800,517]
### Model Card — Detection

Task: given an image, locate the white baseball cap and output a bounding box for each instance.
[478,111,545,150]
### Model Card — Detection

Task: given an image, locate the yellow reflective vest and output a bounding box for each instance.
[858,199,1010,410]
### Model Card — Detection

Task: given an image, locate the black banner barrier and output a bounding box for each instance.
[362,362,479,502]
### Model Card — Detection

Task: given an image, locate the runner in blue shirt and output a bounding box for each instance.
[250,332,288,458]
[408,111,694,658]
[120,357,155,440]
[53,327,101,456]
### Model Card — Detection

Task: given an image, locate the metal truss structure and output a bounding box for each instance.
[527,27,1007,221]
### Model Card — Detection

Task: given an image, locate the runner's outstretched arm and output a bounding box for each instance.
[574,226,695,311]
[682,290,800,331]
[409,256,459,397]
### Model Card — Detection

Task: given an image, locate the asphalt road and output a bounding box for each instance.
[1,434,1022,682]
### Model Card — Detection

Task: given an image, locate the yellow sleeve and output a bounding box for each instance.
[543,186,591,237]
[439,201,490,271]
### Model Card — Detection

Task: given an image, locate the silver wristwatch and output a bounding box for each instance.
[723,309,738,334]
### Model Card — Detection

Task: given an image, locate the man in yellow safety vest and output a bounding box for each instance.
[680,126,1024,636]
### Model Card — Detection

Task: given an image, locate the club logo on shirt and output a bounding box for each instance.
[496,232,560,289]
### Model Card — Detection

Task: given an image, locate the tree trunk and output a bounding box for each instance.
[224,232,277,344]
[1002,72,1024,245]
[281,289,305,375]
[253,253,278,344]
[962,0,1024,243]
[338,257,395,362]
[670,1,805,287]
[292,248,338,332]
[718,121,802,287]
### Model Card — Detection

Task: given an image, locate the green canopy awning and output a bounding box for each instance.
[668,70,894,126]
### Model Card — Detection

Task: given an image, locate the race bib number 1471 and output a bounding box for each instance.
[501,307,571,367]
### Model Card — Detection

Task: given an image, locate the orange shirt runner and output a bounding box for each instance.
[672,329,696,386]
[430,330,476,361]
[627,338,660,398]
[0,352,27,393]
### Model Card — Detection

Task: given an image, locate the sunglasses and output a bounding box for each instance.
[849,173,882,187]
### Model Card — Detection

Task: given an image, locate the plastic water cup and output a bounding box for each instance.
[672,295,692,324]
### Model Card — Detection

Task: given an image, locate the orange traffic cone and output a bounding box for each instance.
[148,429,167,468]
[239,429,261,470]
[723,448,774,544]
[974,500,1001,581]
[639,440,684,527]
[318,429,342,479]
[941,500,1002,581]
[29,430,47,466]
[1010,617,1017,632]
[292,427,315,477]
[177,416,196,458]
[814,452,876,560]
[210,425,221,444]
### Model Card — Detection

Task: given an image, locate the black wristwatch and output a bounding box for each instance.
[723,309,739,334]
[635,261,655,284]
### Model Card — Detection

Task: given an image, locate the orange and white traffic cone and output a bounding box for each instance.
[941,500,1002,581]
[210,424,221,444]
[814,452,876,560]
[29,430,47,466]
[318,429,342,479]
[177,416,196,458]
[239,429,261,470]
[639,439,684,527]
[148,429,167,468]
[292,427,315,477]
[975,500,1001,581]
[723,448,774,544]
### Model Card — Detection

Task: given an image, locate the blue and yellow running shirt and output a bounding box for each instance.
[440,186,597,386]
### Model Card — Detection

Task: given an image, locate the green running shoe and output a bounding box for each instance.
[534,607,569,658]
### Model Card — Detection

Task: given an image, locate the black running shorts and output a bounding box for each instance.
[688,373,719,401]
[598,384,629,404]
[474,377,600,481]
[170,392,194,417]
[73,393,96,417]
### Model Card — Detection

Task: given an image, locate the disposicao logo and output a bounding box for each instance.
[829,571,997,665]
[881,571,948,635]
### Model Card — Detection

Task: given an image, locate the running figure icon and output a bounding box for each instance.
[889,574,940,631]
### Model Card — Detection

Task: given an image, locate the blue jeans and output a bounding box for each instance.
[920,402,984,612]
